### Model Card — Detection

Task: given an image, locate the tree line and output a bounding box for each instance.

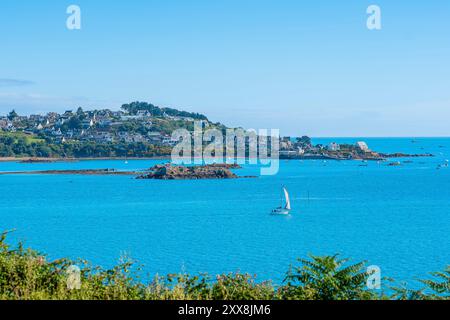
[0,134,171,158]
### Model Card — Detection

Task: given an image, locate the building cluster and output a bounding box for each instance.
[279,137,371,158]
[1,108,371,156]
[0,109,194,146]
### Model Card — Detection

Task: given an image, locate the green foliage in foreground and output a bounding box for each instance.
[0,232,448,300]
[280,255,374,300]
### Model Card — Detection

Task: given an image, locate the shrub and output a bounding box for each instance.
[0,231,448,300]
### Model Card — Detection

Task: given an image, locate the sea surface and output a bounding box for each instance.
[1,138,449,288]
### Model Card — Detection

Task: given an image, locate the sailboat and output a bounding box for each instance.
[271,186,291,215]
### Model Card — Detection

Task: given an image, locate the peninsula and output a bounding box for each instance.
[0,102,433,161]
[279,138,433,161]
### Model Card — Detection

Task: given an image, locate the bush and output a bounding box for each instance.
[0,231,448,300]
[279,255,378,300]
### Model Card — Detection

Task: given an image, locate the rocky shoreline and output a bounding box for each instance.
[279,152,434,161]
[0,151,434,163]
[379,153,434,158]
[0,169,139,176]
[0,156,171,162]
[0,163,253,180]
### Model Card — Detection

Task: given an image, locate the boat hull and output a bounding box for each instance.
[271,209,290,215]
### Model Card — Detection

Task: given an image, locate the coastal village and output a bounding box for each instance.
[0,102,429,160]
[0,102,364,157]
[0,102,217,157]
[0,107,191,147]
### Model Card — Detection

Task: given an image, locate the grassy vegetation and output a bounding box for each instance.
[0,131,45,145]
[0,131,172,158]
[0,231,448,300]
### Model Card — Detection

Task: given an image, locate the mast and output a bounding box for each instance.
[280,187,283,208]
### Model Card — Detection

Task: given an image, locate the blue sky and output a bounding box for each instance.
[1,0,449,136]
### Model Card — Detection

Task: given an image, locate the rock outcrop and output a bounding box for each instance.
[136,163,246,180]
[379,153,434,158]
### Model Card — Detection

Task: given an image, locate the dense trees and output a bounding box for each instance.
[7,110,18,121]
[67,116,82,130]
[0,133,171,158]
[121,101,208,120]
[296,136,312,147]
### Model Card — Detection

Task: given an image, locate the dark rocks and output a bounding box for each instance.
[18,158,79,163]
[136,163,247,180]
[207,163,242,169]
[281,152,434,161]
[19,158,59,163]
[380,153,434,158]
[0,169,138,175]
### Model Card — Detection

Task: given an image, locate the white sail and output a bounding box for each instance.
[283,187,291,210]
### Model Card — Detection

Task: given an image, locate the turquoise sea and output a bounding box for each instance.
[1,138,449,288]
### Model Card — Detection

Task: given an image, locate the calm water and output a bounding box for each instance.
[1,138,449,287]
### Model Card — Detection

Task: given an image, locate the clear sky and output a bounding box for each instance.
[1,0,449,136]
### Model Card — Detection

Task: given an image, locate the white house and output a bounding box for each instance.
[52,128,62,136]
[328,142,340,151]
[147,132,163,144]
[93,132,114,143]
[82,119,95,129]
[0,119,9,129]
[136,110,151,118]
[162,135,180,146]
[131,134,146,143]
[356,141,370,152]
